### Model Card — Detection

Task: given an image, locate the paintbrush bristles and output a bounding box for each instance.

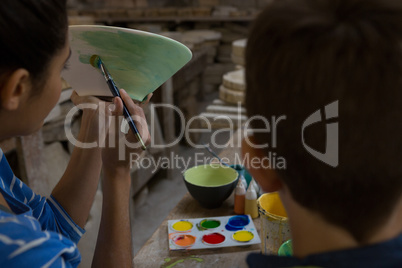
[89,54,101,69]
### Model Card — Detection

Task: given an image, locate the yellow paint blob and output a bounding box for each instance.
[172,221,193,231]
[258,192,287,217]
[233,231,254,242]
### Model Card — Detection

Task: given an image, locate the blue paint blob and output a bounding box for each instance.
[225,215,250,231]
[225,223,240,231]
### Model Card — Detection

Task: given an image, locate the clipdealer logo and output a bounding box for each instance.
[301,100,339,167]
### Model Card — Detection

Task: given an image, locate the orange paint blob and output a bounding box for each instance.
[173,235,196,247]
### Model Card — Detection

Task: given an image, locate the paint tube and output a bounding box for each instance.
[234,179,246,215]
[245,180,259,218]
[241,175,248,190]
[251,179,260,196]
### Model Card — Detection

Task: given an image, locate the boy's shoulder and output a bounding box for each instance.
[247,233,402,268]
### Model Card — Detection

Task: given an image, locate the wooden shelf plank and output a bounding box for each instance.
[95,16,255,24]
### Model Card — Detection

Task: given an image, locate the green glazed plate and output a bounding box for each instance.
[62,25,192,101]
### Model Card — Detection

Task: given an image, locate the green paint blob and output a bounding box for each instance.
[189,257,204,263]
[71,26,192,101]
[200,219,220,229]
[163,256,203,268]
[78,54,92,65]
[165,259,185,268]
[184,164,238,187]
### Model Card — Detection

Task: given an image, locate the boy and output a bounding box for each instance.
[242,0,402,267]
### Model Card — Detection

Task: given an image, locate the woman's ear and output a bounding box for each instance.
[241,136,283,192]
[0,69,30,110]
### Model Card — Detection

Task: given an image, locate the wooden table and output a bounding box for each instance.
[133,130,261,267]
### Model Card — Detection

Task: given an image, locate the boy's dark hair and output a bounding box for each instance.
[0,0,68,91]
[246,0,402,242]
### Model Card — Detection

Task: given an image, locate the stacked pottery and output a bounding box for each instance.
[231,39,246,65]
[199,38,248,129]
[219,38,246,104]
[183,30,222,63]
[219,68,245,104]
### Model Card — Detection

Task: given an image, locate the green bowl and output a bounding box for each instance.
[183,164,239,209]
[278,239,293,256]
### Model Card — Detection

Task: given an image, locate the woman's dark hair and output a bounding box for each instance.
[0,0,68,90]
[246,0,402,242]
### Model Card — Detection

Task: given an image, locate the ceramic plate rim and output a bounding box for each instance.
[69,25,192,54]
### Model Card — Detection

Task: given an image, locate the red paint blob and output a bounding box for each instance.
[202,233,225,245]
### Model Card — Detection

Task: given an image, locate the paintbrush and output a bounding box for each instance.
[90,54,146,150]
[202,144,230,167]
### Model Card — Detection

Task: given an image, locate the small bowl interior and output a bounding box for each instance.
[258,192,287,218]
[184,164,238,187]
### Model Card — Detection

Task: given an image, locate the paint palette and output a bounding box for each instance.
[62,25,192,101]
[168,215,261,251]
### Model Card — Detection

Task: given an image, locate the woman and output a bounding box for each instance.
[0,0,149,267]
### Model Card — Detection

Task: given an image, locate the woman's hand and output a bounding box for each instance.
[70,91,114,145]
[101,89,152,173]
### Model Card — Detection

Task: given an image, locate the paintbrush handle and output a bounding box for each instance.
[203,144,230,167]
[106,79,120,97]
[106,79,147,150]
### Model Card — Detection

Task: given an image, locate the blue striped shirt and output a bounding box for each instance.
[0,149,84,267]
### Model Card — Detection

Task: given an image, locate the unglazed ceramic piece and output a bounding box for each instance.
[231,39,246,66]
[232,39,247,57]
[219,85,245,104]
[223,69,245,91]
[62,25,192,101]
